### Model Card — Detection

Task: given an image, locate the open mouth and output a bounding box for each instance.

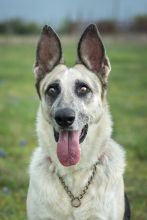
[54,124,88,143]
[53,124,88,167]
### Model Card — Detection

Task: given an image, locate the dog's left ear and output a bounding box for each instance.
[77,24,111,82]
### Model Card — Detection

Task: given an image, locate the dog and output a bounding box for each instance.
[27,24,131,220]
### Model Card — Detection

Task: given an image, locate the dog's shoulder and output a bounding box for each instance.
[109,139,125,160]
[28,147,53,178]
[103,139,126,177]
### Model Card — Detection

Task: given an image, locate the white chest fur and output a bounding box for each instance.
[27,145,125,220]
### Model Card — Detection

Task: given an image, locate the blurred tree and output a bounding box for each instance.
[58,18,80,34]
[96,20,117,33]
[0,18,40,35]
[132,15,147,32]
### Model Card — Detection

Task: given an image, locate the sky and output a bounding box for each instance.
[0,0,147,27]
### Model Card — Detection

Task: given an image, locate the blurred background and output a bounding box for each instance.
[0,0,147,219]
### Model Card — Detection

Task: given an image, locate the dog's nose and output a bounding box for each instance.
[55,108,75,127]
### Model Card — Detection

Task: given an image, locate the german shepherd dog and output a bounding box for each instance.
[27,24,131,220]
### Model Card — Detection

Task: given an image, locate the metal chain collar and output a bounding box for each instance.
[58,160,100,208]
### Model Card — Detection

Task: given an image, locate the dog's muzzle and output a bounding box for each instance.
[53,108,88,167]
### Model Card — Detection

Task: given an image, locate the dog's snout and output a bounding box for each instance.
[55,108,75,127]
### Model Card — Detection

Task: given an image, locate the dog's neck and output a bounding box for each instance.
[47,150,106,177]
[37,103,112,175]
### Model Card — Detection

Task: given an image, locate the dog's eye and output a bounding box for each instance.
[76,84,91,97]
[48,87,57,96]
[46,84,60,99]
[79,86,88,94]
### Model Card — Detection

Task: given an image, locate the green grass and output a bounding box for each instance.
[0,38,147,219]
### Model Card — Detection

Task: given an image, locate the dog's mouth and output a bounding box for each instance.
[54,124,88,143]
[54,124,88,167]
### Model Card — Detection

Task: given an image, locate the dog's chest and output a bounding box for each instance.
[27,145,125,220]
[31,165,110,220]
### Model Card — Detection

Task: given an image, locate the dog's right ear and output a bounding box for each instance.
[34,25,63,81]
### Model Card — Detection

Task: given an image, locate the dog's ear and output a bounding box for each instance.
[77,24,111,81]
[34,25,63,81]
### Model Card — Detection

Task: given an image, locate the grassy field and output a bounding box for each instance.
[0,36,147,220]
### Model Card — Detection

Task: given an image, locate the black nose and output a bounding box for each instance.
[55,108,75,127]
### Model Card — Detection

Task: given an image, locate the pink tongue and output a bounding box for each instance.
[57,131,80,166]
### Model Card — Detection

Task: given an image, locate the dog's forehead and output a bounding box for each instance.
[41,64,101,92]
[55,64,99,85]
[60,65,101,92]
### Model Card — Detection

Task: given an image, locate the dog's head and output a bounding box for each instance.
[34,24,111,167]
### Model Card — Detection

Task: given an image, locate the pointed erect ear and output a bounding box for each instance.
[77,24,111,81]
[34,25,63,81]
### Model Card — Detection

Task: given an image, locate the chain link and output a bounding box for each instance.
[57,160,100,207]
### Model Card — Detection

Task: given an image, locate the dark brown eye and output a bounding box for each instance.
[76,82,91,97]
[48,87,56,96]
[79,86,88,94]
[46,83,61,100]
